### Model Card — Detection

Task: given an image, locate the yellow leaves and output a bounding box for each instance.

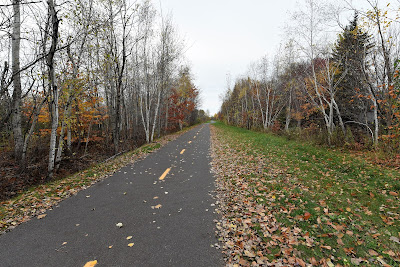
[83,260,97,267]
[126,236,132,240]
[127,243,134,247]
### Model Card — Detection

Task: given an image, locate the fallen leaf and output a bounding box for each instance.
[310,257,318,265]
[320,245,331,250]
[83,260,97,267]
[346,230,353,236]
[368,249,379,256]
[383,250,395,257]
[128,243,134,247]
[351,258,362,265]
[390,236,400,244]
[244,250,255,258]
[62,242,67,245]
[126,236,132,240]
[153,196,159,199]
[108,245,113,249]
[37,214,47,219]
[116,222,123,228]
[389,191,398,196]
[327,259,335,267]
[304,212,311,220]
[154,204,162,209]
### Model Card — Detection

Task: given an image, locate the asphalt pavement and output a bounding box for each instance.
[0,123,223,267]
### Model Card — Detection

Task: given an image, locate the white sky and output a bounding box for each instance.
[157,0,388,115]
[158,0,297,115]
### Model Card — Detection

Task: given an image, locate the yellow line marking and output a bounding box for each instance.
[159,168,171,180]
[180,149,185,155]
[188,141,192,144]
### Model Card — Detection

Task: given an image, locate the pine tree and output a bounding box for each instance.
[332,13,374,122]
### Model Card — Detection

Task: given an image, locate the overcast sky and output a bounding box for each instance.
[157,0,386,115]
[158,0,297,115]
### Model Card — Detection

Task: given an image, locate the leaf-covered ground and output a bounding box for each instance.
[0,127,193,235]
[210,122,400,266]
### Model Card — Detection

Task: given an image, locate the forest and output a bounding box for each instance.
[219,0,400,159]
[0,0,206,200]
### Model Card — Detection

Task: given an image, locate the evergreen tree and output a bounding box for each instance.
[332,13,374,122]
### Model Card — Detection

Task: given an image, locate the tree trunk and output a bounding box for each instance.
[47,0,60,180]
[285,88,292,132]
[11,0,23,164]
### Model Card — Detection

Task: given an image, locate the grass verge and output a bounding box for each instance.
[211,122,400,266]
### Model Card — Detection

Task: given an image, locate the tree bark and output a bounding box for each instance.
[11,0,23,163]
[47,0,60,180]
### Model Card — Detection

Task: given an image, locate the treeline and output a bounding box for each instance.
[0,0,205,184]
[219,0,400,153]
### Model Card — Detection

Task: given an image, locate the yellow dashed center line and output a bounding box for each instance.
[180,149,185,155]
[159,168,171,180]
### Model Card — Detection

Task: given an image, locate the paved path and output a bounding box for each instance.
[0,124,223,267]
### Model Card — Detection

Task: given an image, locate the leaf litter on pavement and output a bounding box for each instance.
[210,123,400,266]
[0,126,195,235]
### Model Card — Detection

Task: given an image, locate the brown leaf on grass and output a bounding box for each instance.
[346,230,353,236]
[351,258,362,265]
[389,191,398,196]
[368,249,379,256]
[320,245,331,250]
[337,238,344,246]
[344,247,355,255]
[390,236,400,244]
[309,257,318,265]
[295,258,306,267]
[83,260,97,267]
[383,250,395,257]
[303,212,311,220]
